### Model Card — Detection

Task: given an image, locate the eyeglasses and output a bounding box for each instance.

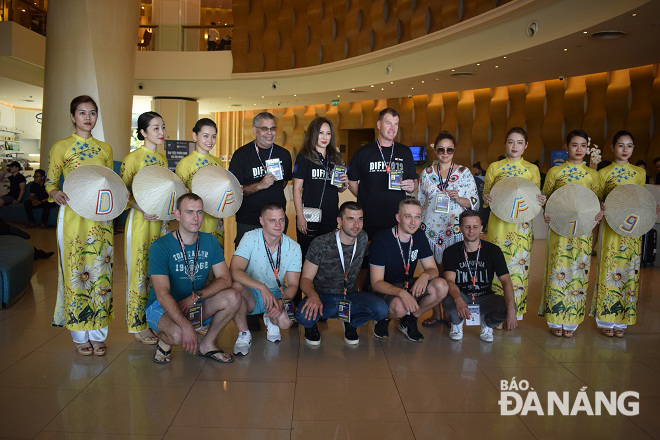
[436,147,455,154]
[256,126,277,133]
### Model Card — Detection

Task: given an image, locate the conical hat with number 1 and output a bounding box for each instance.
[132,166,188,221]
[545,184,600,237]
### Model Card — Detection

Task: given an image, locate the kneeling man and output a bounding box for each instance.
[369,198,448,342]
[297,202,388,345]
[442,209,517,342]
[230,203,301,355]
[147,193,241,364]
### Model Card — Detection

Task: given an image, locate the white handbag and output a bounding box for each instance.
[302,168,328,223]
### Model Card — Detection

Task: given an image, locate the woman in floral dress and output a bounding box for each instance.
[483,128,545,320]
[120,111,169,344]
[539,129,603,337]
[46,95,115,356]
[175,118,225,248]
[418,131,479,327]
[591,130,658,337]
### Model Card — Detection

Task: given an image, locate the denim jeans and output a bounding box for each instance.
[296,291,389,328]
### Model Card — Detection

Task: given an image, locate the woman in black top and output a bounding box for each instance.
[293,117,348,257]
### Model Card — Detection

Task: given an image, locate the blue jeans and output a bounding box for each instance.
[296,291,388,328]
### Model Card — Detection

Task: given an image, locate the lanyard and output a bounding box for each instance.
[393,226,413,290]
[336,231,358,296]
[463,242,482,303]
[263,233,282,289]
[175,230,200,295]
[254,141,274,172]
[376,140,395,174]
[437,162,454,191]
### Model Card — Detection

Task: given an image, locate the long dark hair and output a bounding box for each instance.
[137,111,163,141]
[300,117,342,166]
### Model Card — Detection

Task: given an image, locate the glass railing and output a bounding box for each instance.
[181,25,233,52]
[0,0,47,36]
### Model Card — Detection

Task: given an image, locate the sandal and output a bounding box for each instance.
[90,341,107,356]
[198,349,234,364]
[550,327,563,337]
[135,329,159,345]
[562,329,574,338]
[153,341,172,364]
[613,327,625,338]
[422,317,442,328]
[494,323,504,330]
[75,341,94,356]
[601,328,614,337]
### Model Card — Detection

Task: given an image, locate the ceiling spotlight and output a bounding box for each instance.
[476,63,481,66]
[293,94,297,97]
[451,69,455,72]
[371,85,374,87]
[495,65,499,68]
[390,81,394,84]
[563,48,568,51]
[381,87,384,90]
[421,80,425,83]
[261,95,264,98]
[411,87,414,90]
[632,13,637,16]
[503,56,507,59]
[337,94,340,97]
[351,88,355,91]
[583,31,588,34]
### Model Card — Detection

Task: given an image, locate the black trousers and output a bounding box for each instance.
[442,292,507,328]
[24,200,56,224]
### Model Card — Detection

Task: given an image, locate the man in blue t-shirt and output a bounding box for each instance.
[369,198,448,342]
[230,203,301,356]
[146,193,242,364]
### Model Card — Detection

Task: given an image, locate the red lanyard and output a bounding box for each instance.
[393,226,413,290]
[254,141,274,172]
[263,233,282,289]
[463,242,482,302]
[437,162,454,191]
[175,230,200,294]
[376,140,395,173]
[336,231,357,296]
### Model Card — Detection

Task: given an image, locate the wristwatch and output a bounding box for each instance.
[193,291,204,302]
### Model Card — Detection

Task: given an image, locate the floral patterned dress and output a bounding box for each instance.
[417,162,479,264]
[175,150,225,248]
[120,146,169,333]
[590,163,646,327]
[45,134,115,331]
[539,162,601,327]
[484,158,541,317]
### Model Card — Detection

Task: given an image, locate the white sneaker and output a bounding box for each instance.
[480,323,494,342]
[449,321,464,340]
[264,316,281,343]
[233,331,252,355]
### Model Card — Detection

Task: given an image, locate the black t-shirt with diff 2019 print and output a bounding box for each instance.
[442,240,509,298]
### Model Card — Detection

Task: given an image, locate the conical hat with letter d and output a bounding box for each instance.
[63,164,129,221]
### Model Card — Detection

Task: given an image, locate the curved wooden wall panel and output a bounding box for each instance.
[219,65,659,179]
[231,0,249,73]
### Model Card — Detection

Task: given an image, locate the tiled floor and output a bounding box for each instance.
[0,225,659,440]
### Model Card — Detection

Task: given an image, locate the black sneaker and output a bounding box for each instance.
[343,321,359,345]
[399,315,424,342]
[374,319,390,339]
[304,324,321,346]
[247,313,261,331]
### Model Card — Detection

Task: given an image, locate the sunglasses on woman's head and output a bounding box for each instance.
[436,147,455,154]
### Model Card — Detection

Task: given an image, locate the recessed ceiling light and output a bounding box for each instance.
[583,31,588,34]
[421,80,425,83]
[495,65,499,68]
[503,56,507,59]
[381,88,384,90]
[451,69,455,72]
[371,85,374,87]
[293,94,297,97]
[253,103,256,105]
[390,81,394,84]
[411,87,414,90]
[351,88,355,91]
[563,48,568,51]
[476,63,480,66]
[337,94,340,97]
[261,95,264,98]
[632,13,637,16]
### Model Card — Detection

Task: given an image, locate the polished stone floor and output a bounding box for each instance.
[0,224,659,440]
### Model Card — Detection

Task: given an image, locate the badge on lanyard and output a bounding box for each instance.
[435,192,451,213]
[389,170,403,190]
[331,165,346,187]
[282,298,296,321]
[187,303,203,329]
[463,241,482,327]
[336,231,357,322]
[466,304,481,326]
[338,299,351,322]
[265,158,284,180]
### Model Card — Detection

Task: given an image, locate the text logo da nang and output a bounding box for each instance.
[498,378,639,416]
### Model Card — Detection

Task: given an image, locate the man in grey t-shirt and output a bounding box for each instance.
[296,202,389,345]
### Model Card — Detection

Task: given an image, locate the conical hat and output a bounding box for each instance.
[191,165,243,218]
[63,164,129,221]
[489,177,542,224]
[132,166,188,221]
[604,184,657,237]
[545,184,600,237]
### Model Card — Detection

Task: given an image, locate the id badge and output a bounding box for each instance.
[265,158,284,180]
[331,165,346,187]
[434,192,451,213]
[466,304,481,326]
[282,298,296,322]
[388,170,403,190]
[187,303,203,329]
[338,299,351,322]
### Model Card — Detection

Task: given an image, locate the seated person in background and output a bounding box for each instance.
[0,218,53,260]
[147,193,241,364]
[230,203,301,356]
[441,209,517,342]
[297,201,388,345]
[369,198,448,342]
[0,161,26,206]
[24,169,57,228]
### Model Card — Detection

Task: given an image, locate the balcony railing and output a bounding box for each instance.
[181,25,233,52]
[0,0,47,36]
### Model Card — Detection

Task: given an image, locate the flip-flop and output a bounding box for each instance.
[562,329,574,338]
[422,317,442,328]
[90,341,107,356]
[153,341,172,364]
[198,349,234,363]
[550,327,563,337]
[135,329,159,345]
[601,328,614,337]
[75,341,94,356]
[613,327,625,338]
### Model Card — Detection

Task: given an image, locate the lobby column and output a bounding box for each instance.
[40,0,141,166]
[151,97,199,154]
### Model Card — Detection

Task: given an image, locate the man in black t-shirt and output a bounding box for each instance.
[229,112,293,246]
[442,209,517,343]
[348,108,418,239]
[297,202,388,345]
[369,198,448,342]
[0,161,26,206]
[24,169,57,228]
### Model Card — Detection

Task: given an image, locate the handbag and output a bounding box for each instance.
[302,162,329,223]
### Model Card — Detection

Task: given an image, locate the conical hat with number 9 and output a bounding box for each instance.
[191,165,243,218]
[63,164,129,221]
[489,177,542,224]
[545,184,600,237]
[132,166,188,221]
[604,184,657,237]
